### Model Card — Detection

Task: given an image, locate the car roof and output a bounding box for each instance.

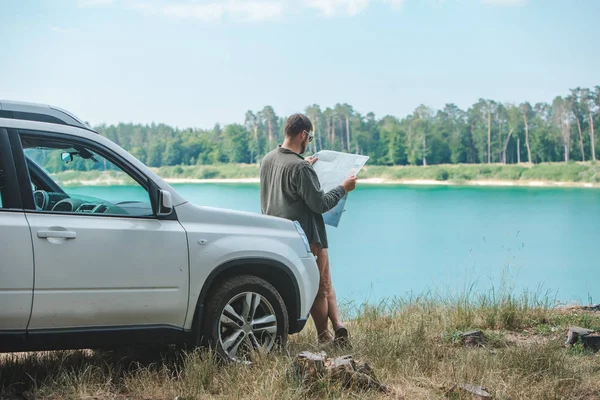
[0,100,96,133]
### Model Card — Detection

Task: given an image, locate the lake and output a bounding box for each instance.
[83,183,600,307]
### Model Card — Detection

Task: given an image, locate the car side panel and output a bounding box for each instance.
[25,213,189,329]
[0,212,34,330]
[175,203,319,331]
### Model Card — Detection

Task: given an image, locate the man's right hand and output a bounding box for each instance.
[342,175,357,193]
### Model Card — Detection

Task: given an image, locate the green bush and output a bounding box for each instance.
[521,163,589,182]
[495,166,526,180]
[198,167,220,179]
[435,168,449,181]
[479,166,492,175]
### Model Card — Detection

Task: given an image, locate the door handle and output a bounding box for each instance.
[37,230,77,239]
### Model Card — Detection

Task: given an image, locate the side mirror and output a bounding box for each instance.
[156,189,173,216]
[61,152,73,164]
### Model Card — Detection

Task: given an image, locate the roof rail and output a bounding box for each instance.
[0,100,96,133]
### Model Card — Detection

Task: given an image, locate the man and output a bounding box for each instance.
[259,113,357,346]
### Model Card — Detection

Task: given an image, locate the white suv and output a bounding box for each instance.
[0,100,319,360]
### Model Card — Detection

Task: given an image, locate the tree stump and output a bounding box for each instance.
[292,352,388,393]
[293,351,327,381]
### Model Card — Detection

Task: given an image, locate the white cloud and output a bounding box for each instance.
[304,0,370,17]
[133,0,285,22]
[77,0,115,7]
[482,0,526,6]
[303,0,405,17]
[233,1,285,21]
[82,0,408,21]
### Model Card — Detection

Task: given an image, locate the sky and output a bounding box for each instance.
[1,0,599,129]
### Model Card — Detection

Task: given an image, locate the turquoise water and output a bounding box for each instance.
[84,184,600,306]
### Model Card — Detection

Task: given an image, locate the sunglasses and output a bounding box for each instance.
[305,130,314,142]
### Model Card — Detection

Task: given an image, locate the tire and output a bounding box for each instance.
[201,275,289,361]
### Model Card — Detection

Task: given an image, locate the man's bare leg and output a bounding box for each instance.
[310,244,332,342]
[319,248,344,330]
[318,247,350,348]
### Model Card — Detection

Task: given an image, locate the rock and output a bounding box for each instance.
[445,383,492,399]
[566,327,595,346]
[581,304,600,312]
[580,333,600,351]
[460,330,487,347]
[292,352,387,393]
[565,326,600,351]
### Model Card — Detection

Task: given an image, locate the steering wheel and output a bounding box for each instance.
[33,190,49,211]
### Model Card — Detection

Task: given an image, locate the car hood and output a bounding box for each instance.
[174,202,296,231]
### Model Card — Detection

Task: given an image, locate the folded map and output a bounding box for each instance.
[311,150,369,227]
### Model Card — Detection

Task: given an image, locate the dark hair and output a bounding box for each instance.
[284,113,312,137]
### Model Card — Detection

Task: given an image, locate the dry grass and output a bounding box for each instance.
[2,294,600,400]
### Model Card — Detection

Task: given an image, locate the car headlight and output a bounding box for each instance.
[294,221,311,254]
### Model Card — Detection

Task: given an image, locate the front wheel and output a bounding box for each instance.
[202,275,289,361]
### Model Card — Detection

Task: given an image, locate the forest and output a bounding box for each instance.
[91,86,599,169]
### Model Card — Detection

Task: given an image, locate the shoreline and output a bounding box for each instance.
[163,177,599,188]
[54,173,599,189]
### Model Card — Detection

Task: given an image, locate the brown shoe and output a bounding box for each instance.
[318,330,333,345]
[333,327,351,349]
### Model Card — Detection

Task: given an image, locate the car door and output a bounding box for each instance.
[13,129,189,332]
[0,128,34,347]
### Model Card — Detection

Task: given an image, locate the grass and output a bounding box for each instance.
[154,161,600,184]
[358,161,600,184]
[155,164,261,180]
[2,291,600,399]
[50,170,138,187]
[52,162,600,186]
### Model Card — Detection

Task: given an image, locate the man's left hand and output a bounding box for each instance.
[306,156,318,165]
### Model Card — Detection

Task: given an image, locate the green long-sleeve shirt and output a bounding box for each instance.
[260,146,346,249]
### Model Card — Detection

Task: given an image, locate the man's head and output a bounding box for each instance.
[284,113,313,154]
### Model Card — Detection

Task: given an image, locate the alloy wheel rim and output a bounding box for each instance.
[218,292,278,360]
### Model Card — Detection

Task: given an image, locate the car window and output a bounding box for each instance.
[20,134,154,217]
